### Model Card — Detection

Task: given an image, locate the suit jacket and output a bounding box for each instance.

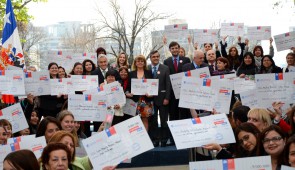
[91,67,120,85]
[182,62,209,72]
[163,56,191,74]
[148,64,171,106]
[127,69,153,102]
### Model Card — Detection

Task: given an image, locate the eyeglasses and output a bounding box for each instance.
[238,134,250,145]
[262,136,282,144]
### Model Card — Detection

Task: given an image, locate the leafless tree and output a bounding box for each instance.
[96,0,170,63]
[61,23,98,53]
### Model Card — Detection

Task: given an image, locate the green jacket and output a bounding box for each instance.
[71,156,92,170]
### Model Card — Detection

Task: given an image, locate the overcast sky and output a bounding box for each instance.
[27,0,295,66]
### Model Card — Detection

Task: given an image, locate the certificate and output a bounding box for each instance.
[189,156,271,170]
[170,67,211,99]
[131,79,159,95]
[103,81,126,106]
[50,78,70,95]
[168,114,235,150]
[0,103,29,133]
[69,75,98,93]
[71,53,97,69]
[211,73,237,80]
[24,71,51,96]
[247,26,271,40]
[220,23,244,37]
[283,72,295,104]
[193,29,219,43]
[82,116,154,170]
[179,77,217,111]
[68,94,107,121]
[274,31,295,51]
[122,99,137,116]
[255,73,292,108]
[0,70,25,95]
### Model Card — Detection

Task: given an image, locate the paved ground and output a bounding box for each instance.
[119,165,189,170]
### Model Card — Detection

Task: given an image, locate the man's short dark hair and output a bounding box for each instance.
[169,41,180,49]
[232,105,250,123]
[149,50,159,57]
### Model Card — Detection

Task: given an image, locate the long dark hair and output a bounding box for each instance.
[259,55,279,73]
[235,122,261,158]
[48,62,59,79]
[69,62,82,75]
[284,134,295,166]
[239,52,256,69]
[36,117,61,138]
[4,150,40,169]
[82,59,96,75]
[253,45,264,57]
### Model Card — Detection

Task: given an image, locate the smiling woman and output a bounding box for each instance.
[57,110,79,146]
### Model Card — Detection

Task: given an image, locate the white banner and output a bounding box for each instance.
[274,31,295,51]
[247,26,271,40]
[220,23,244,37]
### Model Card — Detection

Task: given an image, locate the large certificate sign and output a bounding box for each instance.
[220,23,244,36]
[193,29,219,44]
[68,94,107,121]
[255,73,293,108]
[69,75,98,93]
[168,114,235,150]
[18,136,47,159]
[179,77,217,111]
[82,116,154,170]
[274,31,295,51]
[240,89,259,109]
[0,70,25,95]
[131,79,159,95]
[189,156,271,170]
[0,103,29,133]
[24,71,51,96]
[247,26,271,40]
[170,67,211,99]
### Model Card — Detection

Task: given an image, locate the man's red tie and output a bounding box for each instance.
[173,58,178,72]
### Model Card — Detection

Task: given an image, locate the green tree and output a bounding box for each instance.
[0,0,47,33]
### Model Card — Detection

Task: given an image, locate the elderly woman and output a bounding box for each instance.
[247,108,272,132]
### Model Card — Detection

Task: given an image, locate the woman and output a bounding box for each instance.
[74,121,87,139]
[119,66,133,121]
[3,150,39,169]
[58,66,68,78]
[57,110,79,145]
[283,134,295,167]
[69,62,83,75]
[221,45,241,71]
[204,122,261,159]
[100,70,124,126]
[29,111,39,134]
[36,116,61,143]
[283,52,295,72]
[37,62,66,118]
[0,120,8,145]
[48,131,116,170]
[82,59,96,75]
[0,119,12,138]
[236,52,258,78]
[41,143,72,170]
[259,55,282,74]
[127,55,153,130]
[247,108,272,132]
[211,57,234,76]
[260,125,286,170]
[113,52,129,70]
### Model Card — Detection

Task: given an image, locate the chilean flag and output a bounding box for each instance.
[142,79,147,83]
[275,73,283,80]
[203,29,208,33]
[222,159,235,170]
[57,51,62,55]
[58,78,62,82]
[191,118,202,124]
[25,72,32,78]
[82,52,87,56]
[203,79,211,86]
[106,126,117,137]
[230,23,234,26]
[0,70,5,75]
[85,95,91,101]
[257,26,261,30]
[10,143,20,151]
[1,0,24,70]
[184,71,191,77]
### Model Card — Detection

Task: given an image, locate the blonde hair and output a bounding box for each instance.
[131,55,147,71]
[248,108,272,127]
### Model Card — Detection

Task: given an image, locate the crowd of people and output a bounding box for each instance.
[0,36,295,170]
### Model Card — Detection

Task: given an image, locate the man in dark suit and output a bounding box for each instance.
[182,50,208,71]
[148,50,171,147]
[205,49,217,75]
[163,41,190,145]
